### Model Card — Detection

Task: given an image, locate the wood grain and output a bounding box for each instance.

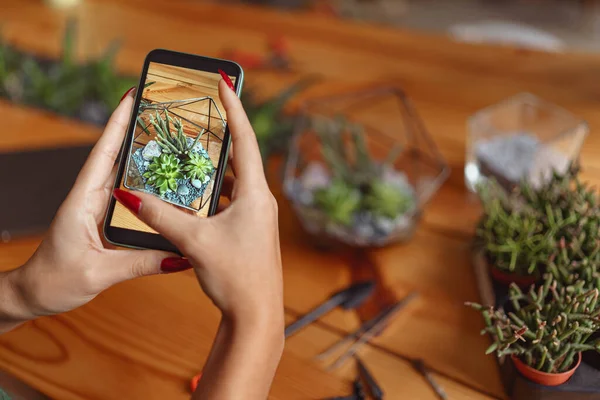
[2,0,600,398]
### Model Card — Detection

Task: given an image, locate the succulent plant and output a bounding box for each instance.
[149,110,205,157]
[363,179,414,219]
[183,152,214,181]
[314,179,361,226]
[0,19,136,118]
[478,165,600,285]
[466,274,600,374]
[143,153,184,195]
[476,192,552,277]
[310,116,413,225]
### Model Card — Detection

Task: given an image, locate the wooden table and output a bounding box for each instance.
[2,0,600,398]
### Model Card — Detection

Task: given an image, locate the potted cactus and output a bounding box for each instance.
[476,165,600,289]
[467,274,600,386]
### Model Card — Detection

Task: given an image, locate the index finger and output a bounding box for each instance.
[218,79,267,190]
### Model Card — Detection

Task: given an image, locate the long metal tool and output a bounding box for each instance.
[285,281,375,338]
[326,292,419,370]
[412,359,447,400]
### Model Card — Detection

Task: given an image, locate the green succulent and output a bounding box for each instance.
[143,153,184,195]
[314,180,361,226]
[467,275,600,374]
[149,110,205,157]
[364,180,414,219]
[183,152,214,181]
[477,165,600,285]
[1,19,136,118]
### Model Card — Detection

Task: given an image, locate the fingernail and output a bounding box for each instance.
[161,257,192,273]
[218,69,235,91]
[120,86,136,102]
[113,189,142,214]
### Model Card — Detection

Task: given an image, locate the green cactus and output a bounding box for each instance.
[466,274,600,374]
[314,180,361,226]
[143,153,184,195]
[182,152,214,181]
[363,179,414,219]
[478,164,600,286]
[149,110,205,157]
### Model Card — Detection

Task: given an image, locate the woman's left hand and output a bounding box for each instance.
[0,87,185,330]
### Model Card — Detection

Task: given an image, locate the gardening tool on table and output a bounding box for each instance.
[220,37,291,71]
[315,291,419,370]
[412,359,447,400]
[284,280,375,338]
[323,357,383,400]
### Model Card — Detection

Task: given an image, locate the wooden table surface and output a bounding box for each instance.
[2,0,600,398]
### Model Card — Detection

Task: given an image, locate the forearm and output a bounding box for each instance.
[194,313,284,400]
[0,269,32,333]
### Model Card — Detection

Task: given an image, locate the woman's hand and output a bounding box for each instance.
[113,80,284,398]
[0,88,182,332]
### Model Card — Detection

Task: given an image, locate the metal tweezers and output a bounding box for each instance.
[315,292,419,370]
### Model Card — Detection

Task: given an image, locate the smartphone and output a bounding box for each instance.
[103,49,243,253]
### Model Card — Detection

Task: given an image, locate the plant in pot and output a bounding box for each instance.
[467,274,600,386]
[475,185,552,287]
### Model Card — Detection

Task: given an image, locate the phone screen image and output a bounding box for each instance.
[109,61,236,234]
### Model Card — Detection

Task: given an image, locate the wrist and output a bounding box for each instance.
[0,268,35,330]
[224,306,285,346]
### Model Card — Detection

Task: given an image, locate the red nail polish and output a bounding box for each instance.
[120,87,136,102]
[113,189,142,214]
[161,257,192,273]
[218,69,235,91]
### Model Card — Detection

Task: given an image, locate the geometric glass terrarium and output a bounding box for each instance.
[124,93,226,212]
[284,87,450,248]
[465,93,588,193]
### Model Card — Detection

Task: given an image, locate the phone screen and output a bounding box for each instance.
[107,56,239,241]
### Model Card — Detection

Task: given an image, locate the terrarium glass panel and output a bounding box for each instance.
[465,93,588,192]
[284,87,449,247]
[124,96,225,212]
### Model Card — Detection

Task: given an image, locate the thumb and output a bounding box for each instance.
[102,248,192,286]
[113,188,200,253]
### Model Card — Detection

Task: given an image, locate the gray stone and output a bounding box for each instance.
[475,133,539,183]
[300,162,330,191]
[177,185,190,196]
[374,217,397,235]
[191,179,203,189]
[142,140,162,160]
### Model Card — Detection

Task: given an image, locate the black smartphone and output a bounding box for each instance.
[103,49,243,253]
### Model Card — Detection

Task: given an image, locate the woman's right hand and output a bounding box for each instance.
[114,80,284,398]
[114,79,283,329]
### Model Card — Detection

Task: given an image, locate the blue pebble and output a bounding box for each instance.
[178,185,190,196]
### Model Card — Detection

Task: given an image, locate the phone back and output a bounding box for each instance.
[0,145,93,239]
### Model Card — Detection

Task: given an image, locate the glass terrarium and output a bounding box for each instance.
[124,95,226,212]
[465,93,588,193]
[283,87,450,248]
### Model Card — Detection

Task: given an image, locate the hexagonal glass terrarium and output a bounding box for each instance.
[284,87,450,248]
[124,96,226,212]
[465,93,588,193]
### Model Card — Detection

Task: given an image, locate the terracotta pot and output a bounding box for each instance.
[489,264,538,288]
[511,353,581,386]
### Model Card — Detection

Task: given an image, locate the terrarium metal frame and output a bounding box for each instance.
[124,95,225,212]
[284,86,450,247]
